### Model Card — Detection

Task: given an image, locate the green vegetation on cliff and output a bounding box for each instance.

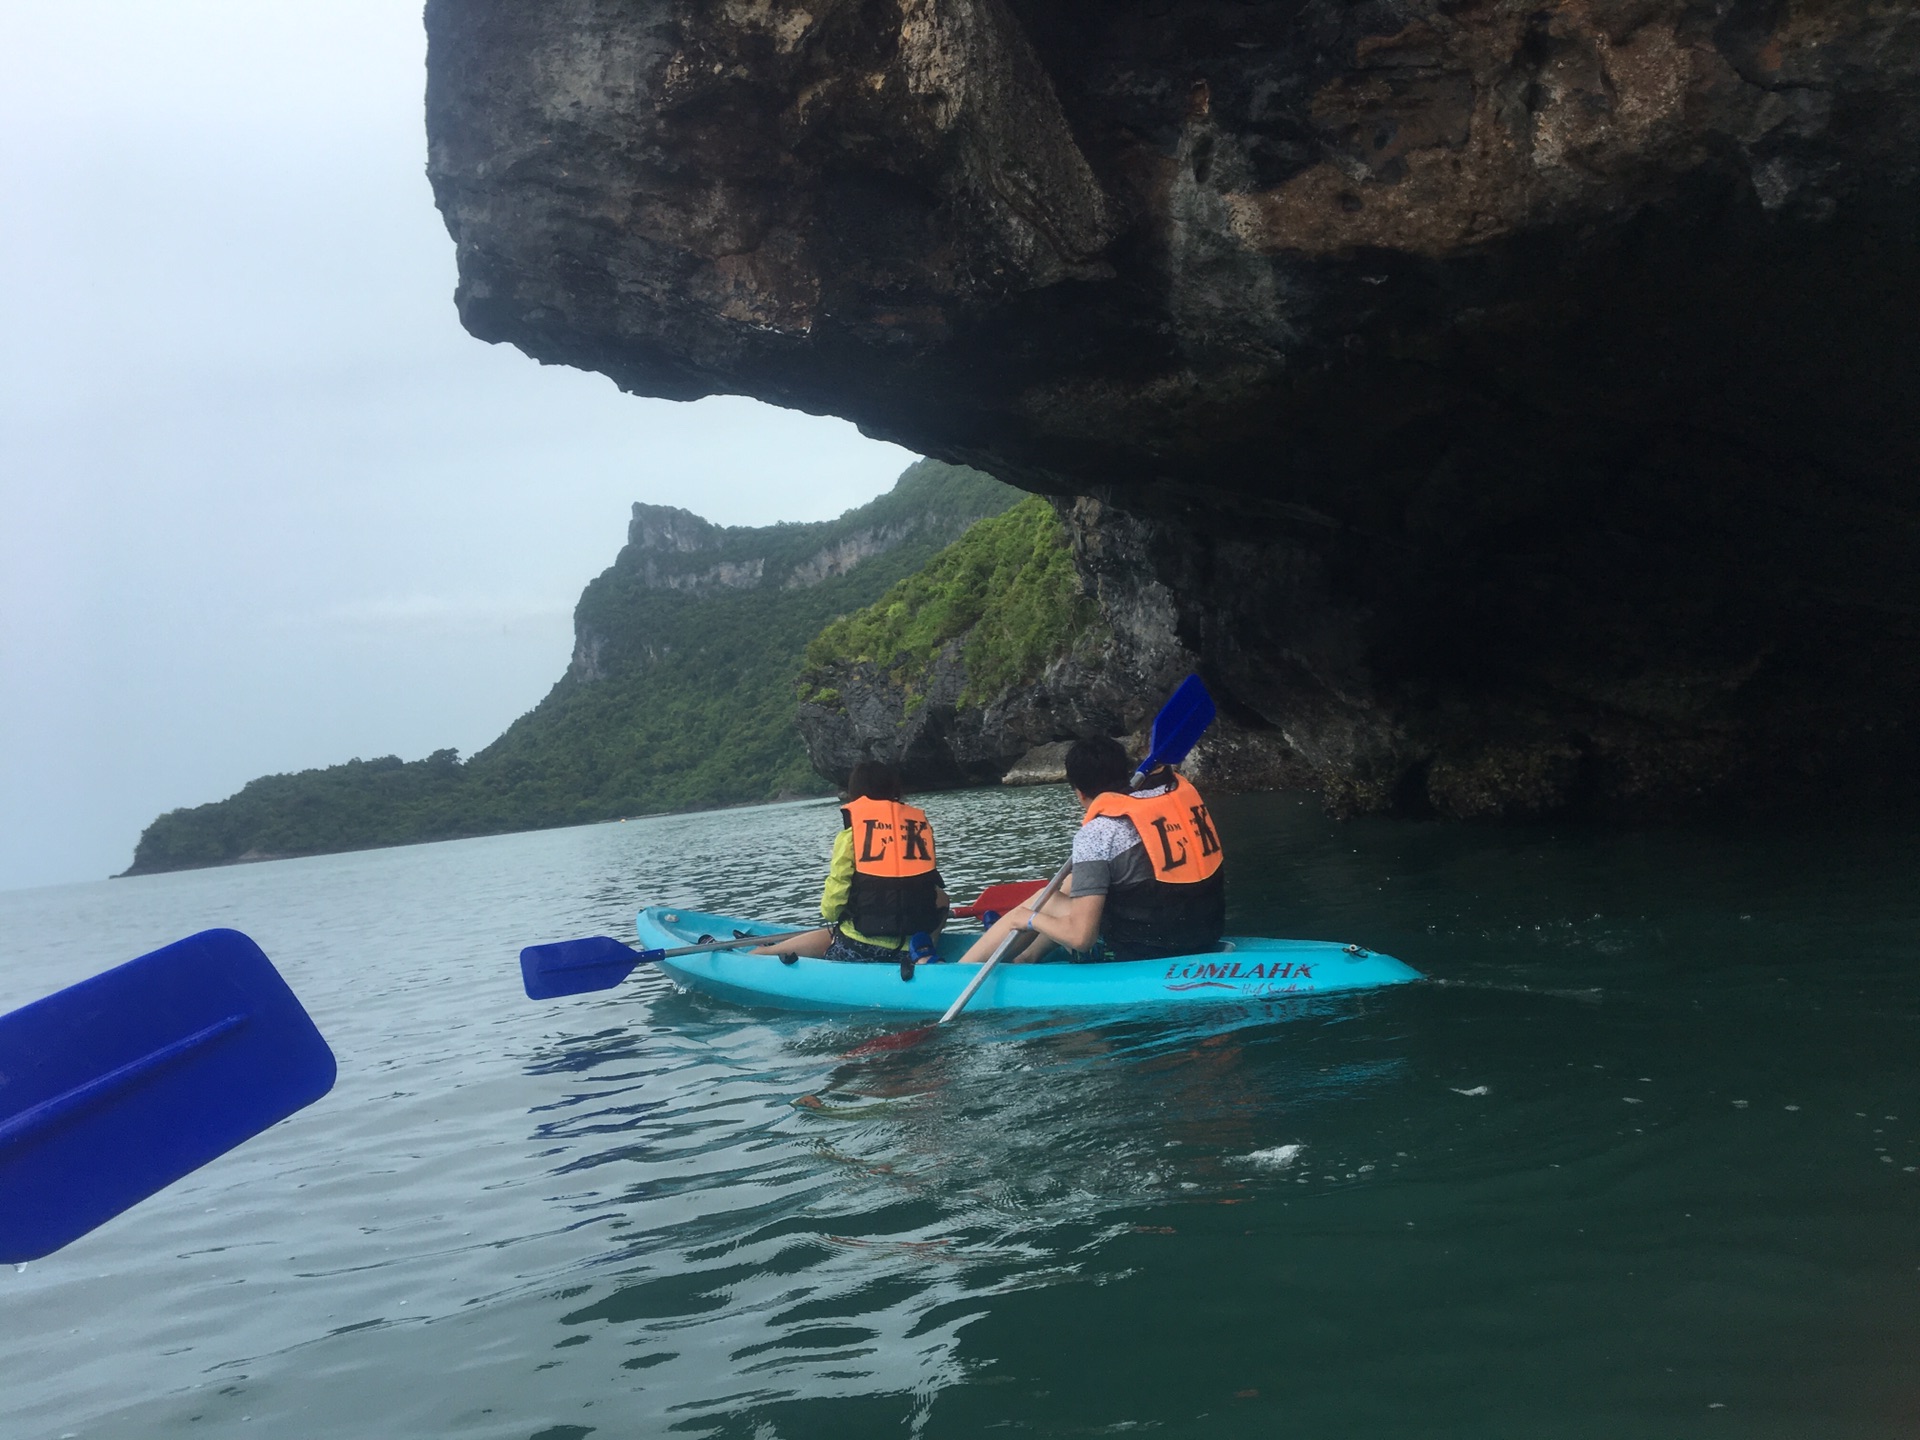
[800,496,1099,708]
[126,462,1018,874]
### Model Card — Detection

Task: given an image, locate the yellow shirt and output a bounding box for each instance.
[819,827,915,949]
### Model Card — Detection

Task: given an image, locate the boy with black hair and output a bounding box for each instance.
[956,735,1225,965]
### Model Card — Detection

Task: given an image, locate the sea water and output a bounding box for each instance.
[2,786,1916,1438]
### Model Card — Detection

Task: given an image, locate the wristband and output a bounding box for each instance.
[1024,911,1036,932]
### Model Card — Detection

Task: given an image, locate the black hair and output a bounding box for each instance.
[1064,735,1132,797]
[844,759,905,802]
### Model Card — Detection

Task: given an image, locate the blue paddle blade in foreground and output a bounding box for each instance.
[521,935,642,1000]
[0,928,336,1264]
[1140,673,1216,772]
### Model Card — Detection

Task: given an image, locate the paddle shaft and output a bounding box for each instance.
[640,928,818,963]
[933,675,1215,1027]
[938,860,1073,1024]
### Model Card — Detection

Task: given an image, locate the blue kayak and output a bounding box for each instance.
[637,906,1422,1015]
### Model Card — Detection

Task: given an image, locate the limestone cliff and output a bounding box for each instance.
[426,0,1920,818]
[795,495,1129,785]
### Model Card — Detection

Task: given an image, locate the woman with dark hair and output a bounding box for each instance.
[955,734,1225,965]
[754,759,949,962]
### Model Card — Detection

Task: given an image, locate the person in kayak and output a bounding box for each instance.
[753,760,949,962]
[956,735,1225,965]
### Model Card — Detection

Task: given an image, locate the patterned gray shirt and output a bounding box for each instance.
[1068,782,1171,898]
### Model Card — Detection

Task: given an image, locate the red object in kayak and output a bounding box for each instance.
[950,879,1047,921]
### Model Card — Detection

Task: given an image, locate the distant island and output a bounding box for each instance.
[123,461,1032,875]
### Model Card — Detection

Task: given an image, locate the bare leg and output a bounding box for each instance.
[956,910,1021,966]
[752,927,832,958]
[1004,931,1059,965]
[955,890,1075,966]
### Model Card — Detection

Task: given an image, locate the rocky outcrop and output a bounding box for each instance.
[617,508,768,594]
[1001,739,1073,785]
[569,460,1013,682]
[793,495,1127,785]
[795,637,1137,787]
[426,0,1920,818]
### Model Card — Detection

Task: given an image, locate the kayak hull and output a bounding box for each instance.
[637,907,1422,1015]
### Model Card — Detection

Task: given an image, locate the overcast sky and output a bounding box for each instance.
[0,2,917,891]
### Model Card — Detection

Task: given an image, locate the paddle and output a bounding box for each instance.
[949,879,1047,923]
[934,674,1218,1027]
[937,860,1073,1025]
[0,929,336,1264]
[521,928,817,1001]
[1134,672,1216,783]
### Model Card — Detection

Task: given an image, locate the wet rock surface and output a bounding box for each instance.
[426,0,1920,817]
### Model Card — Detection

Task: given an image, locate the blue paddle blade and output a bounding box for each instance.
[1141,673,1217,771]
[0,929,336,1264]
[520,936,641,1000]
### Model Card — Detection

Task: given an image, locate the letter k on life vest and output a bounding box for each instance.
[1083,775,1223,883]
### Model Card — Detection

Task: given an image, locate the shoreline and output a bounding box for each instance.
[114,790,844,880]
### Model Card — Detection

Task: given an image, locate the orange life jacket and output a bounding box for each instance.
[840,797,940,938]
[842,797,937,875]
[1082,774,1224,884]
[1080,773,1225,959]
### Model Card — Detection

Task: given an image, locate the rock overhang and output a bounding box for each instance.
[425,0,1920,817]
